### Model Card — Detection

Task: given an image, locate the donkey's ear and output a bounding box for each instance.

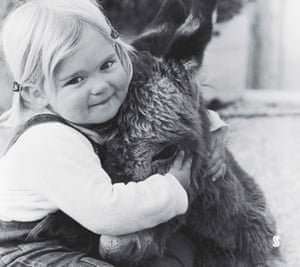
[165,0,217,65]
[131,0,187,57]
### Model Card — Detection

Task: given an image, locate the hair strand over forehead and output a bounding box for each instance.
[1,0,134,91]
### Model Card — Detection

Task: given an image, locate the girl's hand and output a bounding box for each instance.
[99,230,158,264]
[169,151,192,190]
[206,127,228,182]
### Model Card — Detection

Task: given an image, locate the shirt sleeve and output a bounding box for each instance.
[6,123,188,235]
[207,109,229,132]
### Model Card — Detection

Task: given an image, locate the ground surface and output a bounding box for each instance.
[221,90,300,266]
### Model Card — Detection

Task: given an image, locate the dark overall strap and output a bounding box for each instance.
[6,114,99,155]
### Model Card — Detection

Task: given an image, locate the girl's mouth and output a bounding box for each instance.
[89,95,113,107]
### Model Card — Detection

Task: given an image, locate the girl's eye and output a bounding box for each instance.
[100,60,114,70]
[65,76,84,86]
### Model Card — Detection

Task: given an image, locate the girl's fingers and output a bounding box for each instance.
[212,163,226,182]
[208,155,223,171]
[205,158,222,178]
[173,150,192,169]
[183,152,193,166]
[173,150,185,169]
[208,152,220,169]
[209,137,216,153]
[208,145,225,165]
[205,159,226,181]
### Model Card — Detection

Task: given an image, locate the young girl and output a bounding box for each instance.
[0,0,227,266]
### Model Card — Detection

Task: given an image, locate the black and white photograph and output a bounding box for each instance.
[0,0,299,266]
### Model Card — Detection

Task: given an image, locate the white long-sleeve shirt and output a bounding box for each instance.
[0,122,188,235]
[0,110,227,235]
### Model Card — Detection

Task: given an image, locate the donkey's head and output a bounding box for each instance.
[100,53,210,186]
[98,0,216,184]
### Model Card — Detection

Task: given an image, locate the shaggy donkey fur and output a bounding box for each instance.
[31,0,280,266]
[97,54,280,266]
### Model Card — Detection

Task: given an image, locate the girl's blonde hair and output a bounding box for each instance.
[0,0,134,127]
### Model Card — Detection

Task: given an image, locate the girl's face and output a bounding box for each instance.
[45,27,130,124]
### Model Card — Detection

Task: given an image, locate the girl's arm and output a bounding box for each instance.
[206,110,229,181]
[3,122,189,235]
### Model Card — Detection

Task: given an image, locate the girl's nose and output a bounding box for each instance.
[90,75,108,95]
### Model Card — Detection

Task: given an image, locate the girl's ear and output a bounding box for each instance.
[20,86,49,111]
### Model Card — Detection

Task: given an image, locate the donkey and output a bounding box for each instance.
[33,0,280,266]
[92,0,280,266]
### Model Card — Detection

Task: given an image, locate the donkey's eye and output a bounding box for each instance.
[152,145,177,162]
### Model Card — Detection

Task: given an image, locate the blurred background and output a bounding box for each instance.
[0,0,300,266]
